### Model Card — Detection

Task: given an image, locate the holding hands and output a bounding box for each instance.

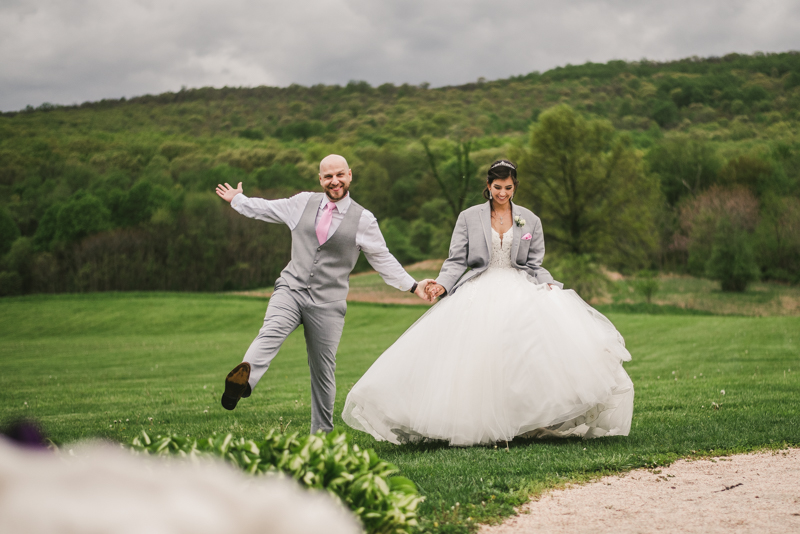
[421,280,546,301]
[425,282,445,300]
[413,279,444,303]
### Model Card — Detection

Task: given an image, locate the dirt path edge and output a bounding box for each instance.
[479,448,800,534]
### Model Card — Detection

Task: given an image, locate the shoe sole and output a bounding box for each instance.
[221,362,251,411]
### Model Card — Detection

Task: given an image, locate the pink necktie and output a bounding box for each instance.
[316,201,336,245]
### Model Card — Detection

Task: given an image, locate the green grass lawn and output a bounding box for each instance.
[1,292,798,532]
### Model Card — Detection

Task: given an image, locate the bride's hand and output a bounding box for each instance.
[414,279,436,302]
[427,283,445,299]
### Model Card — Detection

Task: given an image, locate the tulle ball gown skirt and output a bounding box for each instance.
[342,267,634,447]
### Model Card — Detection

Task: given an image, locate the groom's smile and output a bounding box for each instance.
[319,154,353,202]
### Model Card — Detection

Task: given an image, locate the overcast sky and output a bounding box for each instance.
[1,0,799,112]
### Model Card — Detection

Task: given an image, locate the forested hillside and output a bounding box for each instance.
[1,51,799,295]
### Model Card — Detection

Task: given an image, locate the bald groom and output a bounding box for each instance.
[215,155,433,433]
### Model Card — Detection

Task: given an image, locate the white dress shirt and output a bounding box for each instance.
[231,192,416,292]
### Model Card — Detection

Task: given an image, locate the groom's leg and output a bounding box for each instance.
[302,299,347,434]
[242,280,303,391]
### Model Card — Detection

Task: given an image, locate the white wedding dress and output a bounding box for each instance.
[342,227,634,446]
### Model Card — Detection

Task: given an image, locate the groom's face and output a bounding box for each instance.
[319,159,352,201]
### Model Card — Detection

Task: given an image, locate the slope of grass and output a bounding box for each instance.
[610,276,800,316]
[1,292,798,532]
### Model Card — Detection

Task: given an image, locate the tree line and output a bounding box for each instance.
[1,52,799,296]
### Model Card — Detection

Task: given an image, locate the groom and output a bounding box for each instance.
[215,154,433,433]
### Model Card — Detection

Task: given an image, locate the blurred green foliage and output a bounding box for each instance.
[705,217,761,291]
[514,105,660,270]
[632,270,661,303]
[1,52,800,294]
[131,429,423,534]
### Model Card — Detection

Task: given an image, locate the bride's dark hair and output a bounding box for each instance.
[482,160,518,201]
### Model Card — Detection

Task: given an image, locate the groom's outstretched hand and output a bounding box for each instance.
[414,279,437,303]
[216,182,243,203]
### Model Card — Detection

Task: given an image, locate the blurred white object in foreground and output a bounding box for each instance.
[0,437,360,534]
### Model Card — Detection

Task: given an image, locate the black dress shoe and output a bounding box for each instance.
[221,362,251,410]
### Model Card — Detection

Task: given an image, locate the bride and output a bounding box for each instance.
[342,160,634,446]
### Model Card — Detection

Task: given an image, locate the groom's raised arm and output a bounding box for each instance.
[216,182,311,229]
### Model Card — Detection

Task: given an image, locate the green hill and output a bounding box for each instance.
[1,51,799,295]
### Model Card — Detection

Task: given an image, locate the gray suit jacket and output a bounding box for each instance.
[435,201,562,295]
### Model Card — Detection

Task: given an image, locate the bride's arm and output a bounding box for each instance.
[524,217,563,289]
[434,212,470,295]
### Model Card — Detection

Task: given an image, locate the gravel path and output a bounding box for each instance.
[480,449,800,534]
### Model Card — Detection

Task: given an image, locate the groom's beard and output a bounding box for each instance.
[325,182,349,201]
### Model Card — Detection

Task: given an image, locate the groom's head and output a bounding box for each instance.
[319,154,352,202]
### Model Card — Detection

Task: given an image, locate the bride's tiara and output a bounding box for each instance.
[490,161,516,171]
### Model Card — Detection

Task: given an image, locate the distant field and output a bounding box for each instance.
[237,265,800,316]
[610,275,800,316]
[1,292,798,532]
[234,260,443,305]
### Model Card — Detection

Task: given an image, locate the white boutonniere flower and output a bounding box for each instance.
[514,216,526,227]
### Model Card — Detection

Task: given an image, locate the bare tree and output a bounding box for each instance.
[420,137,480,223]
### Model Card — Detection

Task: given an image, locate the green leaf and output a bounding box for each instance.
[126,428,422,534]
[388,476,418,495]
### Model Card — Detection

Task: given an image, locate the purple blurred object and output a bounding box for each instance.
[1,419,48,448]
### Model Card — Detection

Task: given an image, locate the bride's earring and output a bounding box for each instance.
[489,191,493,199]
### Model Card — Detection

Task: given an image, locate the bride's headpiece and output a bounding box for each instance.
[490,160,516,171]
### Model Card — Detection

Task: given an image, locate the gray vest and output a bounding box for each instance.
[279,193,364,303]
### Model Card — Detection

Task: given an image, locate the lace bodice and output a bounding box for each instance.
[489,227,513,269]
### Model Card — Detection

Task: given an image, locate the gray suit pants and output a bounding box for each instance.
[243,278,346,434]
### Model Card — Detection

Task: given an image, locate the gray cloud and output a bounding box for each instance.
[1,0,798,111]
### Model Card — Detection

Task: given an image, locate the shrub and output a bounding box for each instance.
[54,192,111,244]
[253,162,307,191]
[238,128,265,140]
[651,99,679,127]
[633,270,660,303]
[131,429,423,534]
[730,99,747,115]
[547,253,612,302]
[0,271,22,296]
[785,72,800,90]
[33,204,61,251]
[645,134,723,206]
[276,121,327,141]
[216,148,277,173]
[2,237,34,292]
[158,140,197,161]
[677,186,759,276]
[718,154,775,197]
[754,196,800,283]
[514,104,660,269]
[743,85,769,105]
[353,162,391,220]
[409,219,436,256]
[110,181,161,227]
[0,208,20,256]
[705,217,760,292]
[380,218,423,265]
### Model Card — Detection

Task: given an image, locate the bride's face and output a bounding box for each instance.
[489,177,515,206]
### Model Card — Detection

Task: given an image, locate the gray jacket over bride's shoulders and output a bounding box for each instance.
[435,201,563,296]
